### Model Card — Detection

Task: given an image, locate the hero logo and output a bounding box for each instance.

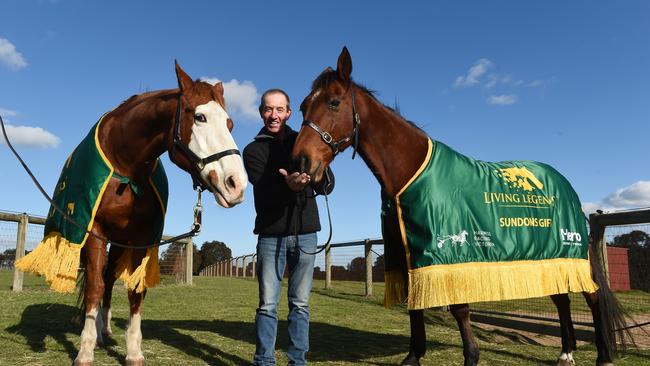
[560,228,582,242]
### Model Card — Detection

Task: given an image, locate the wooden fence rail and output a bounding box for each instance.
[1,210,193,292]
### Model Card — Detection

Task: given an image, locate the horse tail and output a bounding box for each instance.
[72,260,87,327]
[588,243,635,356]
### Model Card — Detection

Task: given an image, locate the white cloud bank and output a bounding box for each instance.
[0,108,60,148]
[0,124,60,148]
[200,77,260,121]
[0,38,27,70]
[582,181,650,214]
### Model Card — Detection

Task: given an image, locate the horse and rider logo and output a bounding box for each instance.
[437,230,469,248]
[496,167,544,192]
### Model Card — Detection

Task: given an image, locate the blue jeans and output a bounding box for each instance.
[253,233,317,366]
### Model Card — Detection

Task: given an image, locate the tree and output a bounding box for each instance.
[195,240,232,275]
[373,254,385,282]
[611,230,649,248]
[347,256,366,281]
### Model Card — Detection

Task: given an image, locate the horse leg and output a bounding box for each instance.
[450,304,480,366]
[551,294,577,366]
[100,247,121,340]
[583,291,615,366]
[401,309,426,366]
[74,235,107,366]
[125,288,146,366]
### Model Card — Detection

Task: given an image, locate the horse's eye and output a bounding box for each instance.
[328,99,340,110]
[194,113,207,123]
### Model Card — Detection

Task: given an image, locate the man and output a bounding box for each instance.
[243,88,334,365]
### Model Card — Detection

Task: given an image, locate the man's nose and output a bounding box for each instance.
[271,109,279,118]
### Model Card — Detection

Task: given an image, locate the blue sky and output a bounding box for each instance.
[1,1,649,256]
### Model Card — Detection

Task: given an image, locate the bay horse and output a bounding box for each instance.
[292,47,629,366]
[17,62,247,365]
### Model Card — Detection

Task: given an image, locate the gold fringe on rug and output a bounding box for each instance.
[407,257,599,310]
[115,247,160,293]
[384,270,408,308]
[15,232,82,293]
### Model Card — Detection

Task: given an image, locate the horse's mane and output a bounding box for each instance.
[312,69,424,132]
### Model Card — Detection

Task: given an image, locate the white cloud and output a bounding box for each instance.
[0,107,18,118]
[528,80,544,88]
[582,181,650,214]
[453,58,493,87]
[200,77,259,121]
[0,123,60,148]
[0,38,27,70]
[487,94,517,105]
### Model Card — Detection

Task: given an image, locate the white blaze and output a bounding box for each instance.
[188,100,247,205]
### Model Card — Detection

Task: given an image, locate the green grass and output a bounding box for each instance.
[1,270,649,365]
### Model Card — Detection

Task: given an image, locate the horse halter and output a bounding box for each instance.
[171,93,241,192]
[302,85,361,159]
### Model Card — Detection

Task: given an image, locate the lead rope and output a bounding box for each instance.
[1,114,202,249]
[296,173,333,256]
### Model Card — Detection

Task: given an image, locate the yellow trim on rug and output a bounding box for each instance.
[406,257,598,310]
[79,114,114,247]
[149,159,166,216]
[395,139,433,271]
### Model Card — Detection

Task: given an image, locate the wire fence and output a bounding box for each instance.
[0,210,192,291]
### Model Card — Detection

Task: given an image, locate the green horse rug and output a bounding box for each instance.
[16,115,168,293]
[383,139,598,309]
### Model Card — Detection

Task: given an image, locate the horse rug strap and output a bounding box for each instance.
[384,139,598,310]
[15,115,169,294]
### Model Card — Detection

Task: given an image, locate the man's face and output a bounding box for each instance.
[260,92,291,134]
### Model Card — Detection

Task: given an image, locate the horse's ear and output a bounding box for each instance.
[213,81,224,95]
[336,46,352,84]
[175,60,193,92]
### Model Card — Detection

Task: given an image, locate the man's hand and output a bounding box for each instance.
[279,169,311,192]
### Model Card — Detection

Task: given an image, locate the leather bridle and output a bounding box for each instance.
[170,93,241,191]
[302,85,361,159]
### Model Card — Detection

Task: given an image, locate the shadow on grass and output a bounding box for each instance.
[9,302,647,365]
[5,303,79,363]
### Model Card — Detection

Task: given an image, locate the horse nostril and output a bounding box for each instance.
[226,175,237,190]
[299,155,310,174]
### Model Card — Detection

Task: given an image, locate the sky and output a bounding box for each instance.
[1,1,649,256]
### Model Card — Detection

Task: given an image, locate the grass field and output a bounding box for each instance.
[1,270,649,365]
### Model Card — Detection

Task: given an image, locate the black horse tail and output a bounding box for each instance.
[588,243,635,356]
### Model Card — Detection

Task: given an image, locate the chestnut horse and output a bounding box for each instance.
[292,47,629,366]
[22,62,247,365]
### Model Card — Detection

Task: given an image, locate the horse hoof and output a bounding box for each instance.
[596,363,613,366]
[400,353,421,366]
[556,359,575,366]
[73,361,93,366]
[126,358,144,366]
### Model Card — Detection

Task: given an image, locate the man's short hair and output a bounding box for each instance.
[259,88,291,113]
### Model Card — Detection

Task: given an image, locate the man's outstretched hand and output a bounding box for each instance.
[279,169,311,192]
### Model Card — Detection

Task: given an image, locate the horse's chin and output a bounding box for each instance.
[212,188,244,208]
[213,190,231,208]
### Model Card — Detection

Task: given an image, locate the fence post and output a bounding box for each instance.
[364,239,373,297]
[228,258,232,277]
[589,213,610,285]
[185,239,193,285]
[12,213,28,292]
[252,254,256,279]
[325,245,332,290]
[242,256,247,278]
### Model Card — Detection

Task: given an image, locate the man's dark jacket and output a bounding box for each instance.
[243,126,334,236]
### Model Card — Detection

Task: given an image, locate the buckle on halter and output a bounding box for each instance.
[321,132,333,144]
